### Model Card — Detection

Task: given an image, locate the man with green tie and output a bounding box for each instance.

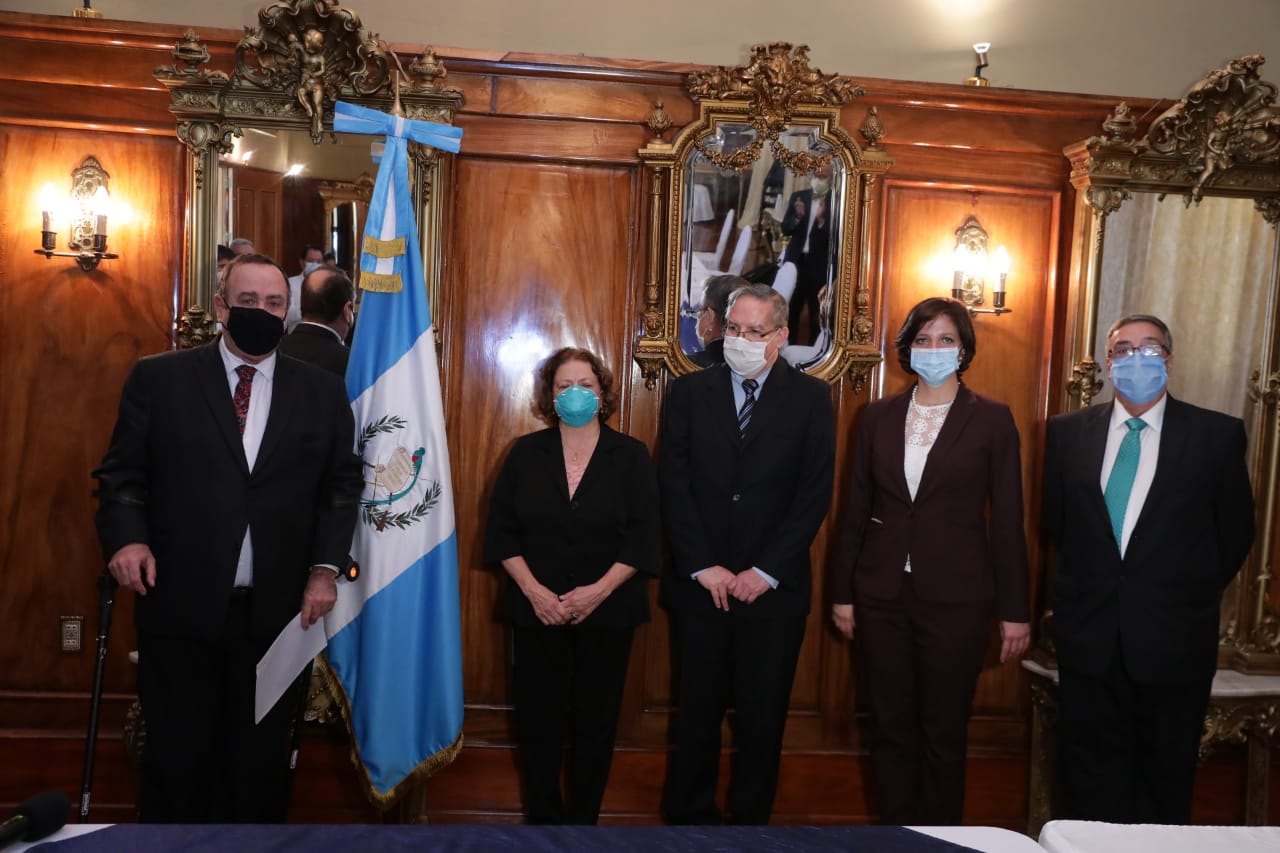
[1043,314,1255,824]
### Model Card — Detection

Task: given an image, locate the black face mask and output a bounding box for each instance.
[225,306,284,356]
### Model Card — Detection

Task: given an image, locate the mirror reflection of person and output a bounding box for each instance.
[780,161,833,346]
[216,244,236,280]
[92,253,362,823]
[484,348,660,825]
[831,297,1031,825]
[277,267,354,377]
[661,285,835,825]
[286,243,325,332]
[690,274,750,368]
[1043,314,1255,824]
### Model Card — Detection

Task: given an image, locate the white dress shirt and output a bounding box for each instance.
[1099,394,1167,558]
[295,320,345,343]
[218,338,277,587]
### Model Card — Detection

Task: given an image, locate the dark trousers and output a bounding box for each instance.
[787,266,823,345]
[663,608,807,826]
[511,624,635,825]
[1058,648,1213,824]
[136,594,307,823]
[856,576,991,825]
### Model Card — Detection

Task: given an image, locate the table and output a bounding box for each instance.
[1022,660,1280,834]
[18,823,1044,853]
[1038,819,1280,853]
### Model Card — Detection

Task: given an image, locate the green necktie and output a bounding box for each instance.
[1104,417,1147,546]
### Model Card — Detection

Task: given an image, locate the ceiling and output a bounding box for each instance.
[4,0,1279,100]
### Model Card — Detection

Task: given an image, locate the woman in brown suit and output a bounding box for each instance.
[830,297,1030,825]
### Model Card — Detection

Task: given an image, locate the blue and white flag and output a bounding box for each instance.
[324,100,465,803]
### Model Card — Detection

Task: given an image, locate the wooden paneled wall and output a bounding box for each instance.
[1,9,1275,830]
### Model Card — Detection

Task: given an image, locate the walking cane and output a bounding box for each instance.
[79,570,117,823]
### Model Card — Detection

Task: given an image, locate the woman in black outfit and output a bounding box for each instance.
[485,346,660,824]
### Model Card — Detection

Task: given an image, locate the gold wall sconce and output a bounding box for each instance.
[950,214,1011,315]
[965,42,991,87]
[35,156,120,272]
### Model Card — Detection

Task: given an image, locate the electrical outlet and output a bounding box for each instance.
[60,616,83,653]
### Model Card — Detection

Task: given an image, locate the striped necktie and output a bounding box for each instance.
[738,378,758,437]
[1104,417,1146,545]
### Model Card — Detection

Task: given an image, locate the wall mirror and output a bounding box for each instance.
[154,0,461,347]
[1060,55,1280,673]
[214,128,375,282]
[637,43,893,388]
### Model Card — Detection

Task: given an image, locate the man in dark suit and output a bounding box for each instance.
[660,283,836,825]
[277,266,355,377]
[689,274,749,369]
[779,161,833,346]
[1043,313,1255,824]
[94,253,362,823]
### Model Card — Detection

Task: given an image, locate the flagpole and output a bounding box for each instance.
[325,96,464,812]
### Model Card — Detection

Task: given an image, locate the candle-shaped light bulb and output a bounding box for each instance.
[951,246,966,297]
[992,246,1010,293]
[39,183,59,231]
[92,186,110,236]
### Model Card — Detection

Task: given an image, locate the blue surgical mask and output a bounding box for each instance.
[1109,352,1168,405]
[302,261,323,276]
[910,347,960,387]
[554,385,600,427]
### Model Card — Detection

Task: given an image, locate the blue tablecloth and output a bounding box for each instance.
[33,823,986,852]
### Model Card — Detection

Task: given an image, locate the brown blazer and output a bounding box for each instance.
[831,383,1029,622]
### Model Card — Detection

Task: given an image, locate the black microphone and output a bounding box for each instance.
[0,792,71,848]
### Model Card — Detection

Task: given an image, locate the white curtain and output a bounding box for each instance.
[1095,193,1277,423]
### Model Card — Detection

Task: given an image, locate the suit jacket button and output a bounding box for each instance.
[570,500,580,510]
[732,493,741,502]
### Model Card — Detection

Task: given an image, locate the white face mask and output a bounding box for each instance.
[694,308,710,348]
[302,261,323,275]
[722,334,771,377]
[810,178,831,196]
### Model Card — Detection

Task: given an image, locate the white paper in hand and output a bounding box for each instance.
[255,614,328,723]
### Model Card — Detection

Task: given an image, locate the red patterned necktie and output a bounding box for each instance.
[233,365,256,436]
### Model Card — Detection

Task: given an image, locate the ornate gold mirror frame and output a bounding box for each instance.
[1060,55,1280,672]
[154,0,462,347]
[636,43,893,389]
[319,172,375,280]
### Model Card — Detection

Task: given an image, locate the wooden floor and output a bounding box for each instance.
[4,712,1277,828]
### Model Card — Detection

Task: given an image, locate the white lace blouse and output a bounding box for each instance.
[902,386,953,571]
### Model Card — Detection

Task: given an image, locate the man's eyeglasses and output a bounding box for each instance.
[725,323,780,343]
[1108,343,1169,359]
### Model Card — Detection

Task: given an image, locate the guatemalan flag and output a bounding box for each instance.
[324,100,465,803]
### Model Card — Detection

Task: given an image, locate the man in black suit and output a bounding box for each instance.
[1043,313,1255,824]
[94,254,362,823]
[660,283,836,825]
[779,161,833,346]
[689,274,749,369]
[277,266,354,377]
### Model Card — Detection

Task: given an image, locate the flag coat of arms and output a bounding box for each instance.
[322,100,465,803]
